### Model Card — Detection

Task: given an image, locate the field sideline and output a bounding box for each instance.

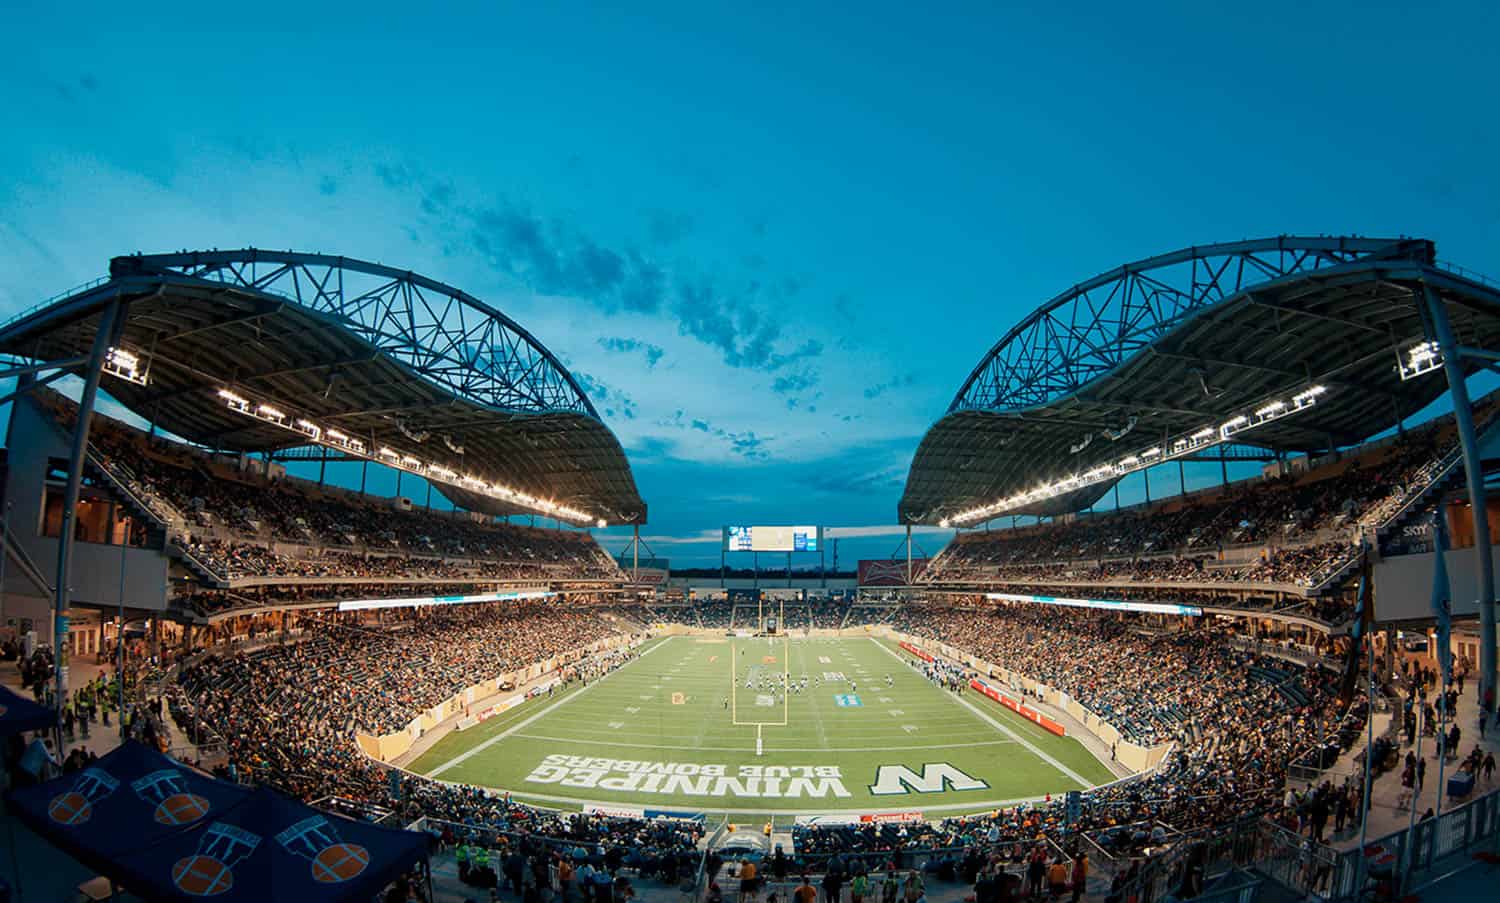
[406,635,1116,815]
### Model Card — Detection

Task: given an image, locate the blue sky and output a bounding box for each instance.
[3,1,1498,566]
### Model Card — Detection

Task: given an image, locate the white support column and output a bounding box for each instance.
[1425,284,1495,714]
[53,299,121,722]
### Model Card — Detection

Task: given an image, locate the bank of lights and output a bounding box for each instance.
[216,387,596,525]
[103,347,148,386]
[940,385,1329,528]
[1399,341,1444,381]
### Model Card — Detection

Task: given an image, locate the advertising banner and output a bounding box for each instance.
[969,678,1066,736]
[899,641,935,663]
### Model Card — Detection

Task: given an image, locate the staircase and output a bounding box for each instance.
[80,454,226,587]
[1373,414,1500,543]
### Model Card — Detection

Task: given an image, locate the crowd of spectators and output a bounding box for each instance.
[170,605,728,866]
[35,388,623,585]
[921,402,1496,593]
[785,604,1360,861]
[932,541,1359,591]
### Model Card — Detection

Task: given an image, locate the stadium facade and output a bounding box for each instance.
[6,240,1500,901]
[0,249,644,698]
[901,236,1500,709]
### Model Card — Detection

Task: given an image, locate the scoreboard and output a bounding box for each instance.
[723,525,821,552]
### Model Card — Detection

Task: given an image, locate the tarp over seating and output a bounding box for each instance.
[7,741,428,901]
[0,685,56,735]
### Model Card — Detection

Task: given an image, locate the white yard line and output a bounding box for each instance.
[509,733,1016,753]
[427,636,674,778]
[869,637,1096,787]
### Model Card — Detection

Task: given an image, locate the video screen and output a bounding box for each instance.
[723,525,820,552]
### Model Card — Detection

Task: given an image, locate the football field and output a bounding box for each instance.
[406,635,1115,816]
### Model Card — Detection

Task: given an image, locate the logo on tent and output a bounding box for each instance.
[173,822,260,897]
[48,768,120,826]
[276,815,371,884]
[133,768,212,826]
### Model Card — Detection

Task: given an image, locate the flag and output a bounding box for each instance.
[1431,512,1452,685]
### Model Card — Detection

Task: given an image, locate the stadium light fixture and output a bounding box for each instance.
[947,383,1330,525]
[103,346,148,386]
[1218,415,1249,440]
[1398,341,1443,381]
[215,386,598,524]
[1291,385,1327,408]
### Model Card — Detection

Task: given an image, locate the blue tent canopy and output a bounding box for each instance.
[0,684,56,735]
[7,742,428,900]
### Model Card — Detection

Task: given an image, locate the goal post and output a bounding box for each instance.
[730,596,790,754]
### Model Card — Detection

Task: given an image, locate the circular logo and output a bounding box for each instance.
[311,843,370,883]
[47,791,92,826]
[173,855,234,896]
[154,793,212,826]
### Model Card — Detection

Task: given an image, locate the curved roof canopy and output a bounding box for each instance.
[0,250,646,524]
[900,236,1500,525]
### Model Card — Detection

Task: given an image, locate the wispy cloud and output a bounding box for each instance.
[864,372,918,400]
[825,524,953,539]
[598,336,665,368]
[383,168,826,376]
[571,371,637,420]
[636,529,723,545]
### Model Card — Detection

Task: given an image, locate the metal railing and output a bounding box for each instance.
[1437,259,1500,290]
[0,274,111,333]
[1250,785,1500,901]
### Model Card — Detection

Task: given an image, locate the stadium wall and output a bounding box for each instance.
[356,632,637,762]
[880,628,1172,774]
[2,395,170,615]
[1373,547,1491,623]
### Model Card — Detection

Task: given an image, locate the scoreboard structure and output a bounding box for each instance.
[719,525,827,588]
[723,525,822,553]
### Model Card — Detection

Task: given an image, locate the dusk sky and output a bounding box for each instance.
[3,2,1498,566]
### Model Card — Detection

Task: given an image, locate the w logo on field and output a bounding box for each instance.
[276,815,370,884]
[133,769,212,826]
[173,822,260,897]
[869,763,988,796]
[48,768,120,826]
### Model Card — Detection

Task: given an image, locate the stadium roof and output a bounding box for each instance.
[0,250,646,525]
[900,236,1500,525]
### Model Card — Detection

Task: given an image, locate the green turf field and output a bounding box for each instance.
[406,635,1116,815]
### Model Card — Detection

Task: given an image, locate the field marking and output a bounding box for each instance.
[543,726,1009,743]
[495,785,1068,816]
[508,733,1016,753]
[426,636,673,778]
[870,638,1095,787]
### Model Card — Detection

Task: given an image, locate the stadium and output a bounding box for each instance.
[3,237,1500,903]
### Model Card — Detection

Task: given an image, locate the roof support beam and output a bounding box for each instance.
[152,301,285,343]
